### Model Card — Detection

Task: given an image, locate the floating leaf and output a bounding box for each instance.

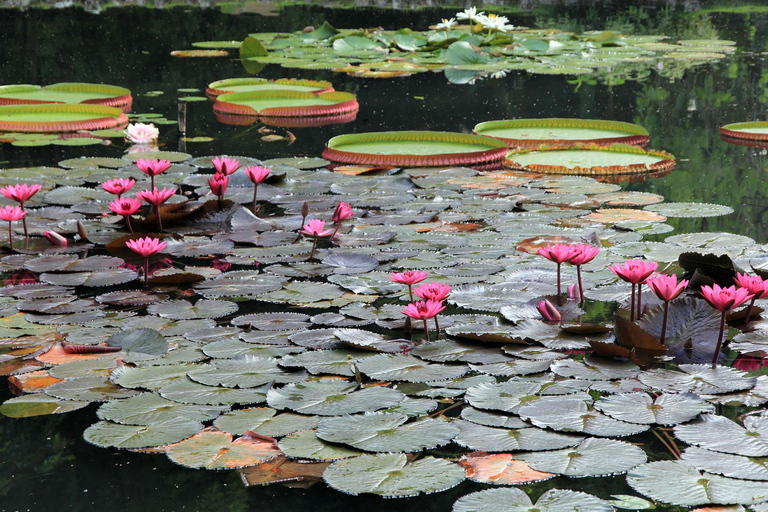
[0,393,89,418]
[453,487,614,512]
[357,354,469,382]
[96,392,225,425]
[323,453,465,498]
[518,437,647,477]
[458,452,556,485]
[278,429,364,461]
[188,356,308,388]
[674,414,768,457]
[519,397,648,437]
[267,380,404,415]
[166,427,281,470]
[453,419,584,452]
[594,392,714,425]
[84,418,204,449]
[645,202,734,218]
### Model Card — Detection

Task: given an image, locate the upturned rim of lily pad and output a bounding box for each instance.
[213,90,358,118]
[0,83,133,111]
[720,121,768,141]
[323,130,510,167]
[504,142,676,176]
[206,78,335,99]
[474,118,650,148]
[0,103,129,133]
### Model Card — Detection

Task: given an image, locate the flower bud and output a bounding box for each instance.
[76,220,88,241]
[301,201,310,218]
[44,230,67,247]
[537,300,561,323]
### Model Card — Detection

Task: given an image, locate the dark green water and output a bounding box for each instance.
[1,3,768,511]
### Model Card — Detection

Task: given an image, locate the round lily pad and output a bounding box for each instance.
[458,452,556,485]
[323,453,465,498]
[323,131,510,167]
[673,414,768,457]
[453,488,614,512]
[166,427,281,470]
[187,356,308,388]
[206,78,333,98]
[214,90,358,118]
[505,143,675,176]
[83,418,204,449]
[0,103,129,133]
[474,118,649,148]
[644,202,734,218]
[518,397,649,437]
[721,121,768,141]
[0,393,90,418]
[278,429,364,461]
[594,392,715,425]
[357,354,469,382]
[96,392,225,425]
[453,419,584,452]
[518,437,647,477]
[0,83,132,109]
[266,380,404,415]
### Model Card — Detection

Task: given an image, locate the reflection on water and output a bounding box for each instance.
[1,3,768,511]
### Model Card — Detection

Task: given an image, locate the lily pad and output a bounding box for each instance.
[266,380,404,415]
[453,488,614,512]
[517,437,647,477]
[166,427,281,470]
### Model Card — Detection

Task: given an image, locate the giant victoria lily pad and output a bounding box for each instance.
[214,90,358,118]
[474,118,649,148]
[720,121,768,141]
[505,143,675,176]
[0,83,132,109]
[322,131,510,167]
[0,104,129,133]
[206,78,334,98]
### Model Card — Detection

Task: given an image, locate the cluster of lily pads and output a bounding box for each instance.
[0,145,767,509]
[226,9,736,84]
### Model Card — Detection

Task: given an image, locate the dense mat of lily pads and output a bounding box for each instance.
[0,146,767,510]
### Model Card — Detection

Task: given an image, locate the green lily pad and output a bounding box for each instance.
[166,427,281,469]
[187,356,308,388]
[644,202,734,218]
[0,393,90,418]
[96,392,226,425]
[453,419,584,452]
[594,392,715,425]
[518,437,647,477]
[278,429,364,461]
[267,380,404,415]
[674,414,768,457]
[454,488,614,512]
[83,418,204,449]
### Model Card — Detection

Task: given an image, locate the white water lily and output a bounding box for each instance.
[125,122,159,144]
[435,17,457,30]
[456,6,485,23]
[477,13,515,33]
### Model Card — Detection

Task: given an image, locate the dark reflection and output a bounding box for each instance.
[1,3,768,512]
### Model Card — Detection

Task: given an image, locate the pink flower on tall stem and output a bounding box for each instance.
[391,270,429,302]
[109,196,142,233]
[647,274,689,345]
[609,259,658,321]
[136,159,171,190]
[734,272,768,324]
[700,284,753,368]
[208,172,229,207]
[212,156,241,176]
[0,205,26,252]
[101,178,135,198]
[0,183,41,242]
[402,299,446,342]
[126,236,167,286]
[137,188,175,232]
[414,282,451,335]
[330,201,354,240]
[568,243,599,305]
[44,230,67,247]
[245,165,271,214]
[538,243,577,297]
[300,219,333,260]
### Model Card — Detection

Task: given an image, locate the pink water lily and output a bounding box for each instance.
[538,243,577,297]
[1,183,41,242]
[44,230,67,247]
[609,259,659,321]
[137,187,175,231]
[126,236,168,286]
[245,165,271,213]
[414,282,451,302]
[568,243,599,304]
[330,201,354,239]
[301,219,333,260]
[647,274,689,345]
[101,178,135,197]
[402,299,446,342]
[212,156,241,176]
[734,272,768,323]
[136,159,171,190]
[700,284,753,367]
[208,172,229,205]
[109,196,142,233]
[125,123,159,144]
[391,270,429,303]
[0,205,25,252]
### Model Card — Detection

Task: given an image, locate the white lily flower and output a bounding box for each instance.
[479,13,514,33]
[436,17,457,30]
[456,6,485,22]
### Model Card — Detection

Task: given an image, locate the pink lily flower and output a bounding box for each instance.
[391,269,429,303]
[245,165,271,214]
[538,243,577,297]
[212,156,241,176]
[568,243,600,304]
[137,188,175,232]
[208,172,229,205]
[734,272,768,323]
[101,178,135,197]
[0,205,25,252]
[401,299,446,342]
[414,282,452,302]
[537,299,561,324]
[301,219,333,260]
[136,159,171,190]
[609,259,659,321]
[330,201,354,240]
[126,236,168,286]
[700,284,753,367]
[0,183,41,242]
[109,196,142,233]
[646,274,689,345]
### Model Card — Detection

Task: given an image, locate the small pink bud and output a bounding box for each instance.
[76,220,88,241]
[44,231,67,247]
[537,300,561,323]
[568,283,579,301]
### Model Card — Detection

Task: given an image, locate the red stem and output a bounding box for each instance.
[577,265,584,305]
[637,283,643,319]
[144,257,149,287]
[556,262,562,297]
[252,184,259,214]
[434,315,440,338]
[630,283,636,322]
[422,317,431,342]
[745,296,756,325]
[155,205,163,232]
[308,236,318,259]
[7,221,13,252]
[712,310,727,368]
[660,301,669,345]
[125,215,134,234]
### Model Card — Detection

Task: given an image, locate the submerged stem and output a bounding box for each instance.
[7,221,13,252]
[251,185,259,215]
[422,317,430,343]
[745,296,757,325]
[712,310,727,368]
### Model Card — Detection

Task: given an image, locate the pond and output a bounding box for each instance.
[1,2,768,511]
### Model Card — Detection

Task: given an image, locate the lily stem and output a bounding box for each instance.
[7,221,13,252]
[660,301,669,345]
[576,265,585,305]
[711,310,727,368]
[630,283,636,322]
[422,318,430,343]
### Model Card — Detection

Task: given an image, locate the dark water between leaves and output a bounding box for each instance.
[1,2,768,511]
